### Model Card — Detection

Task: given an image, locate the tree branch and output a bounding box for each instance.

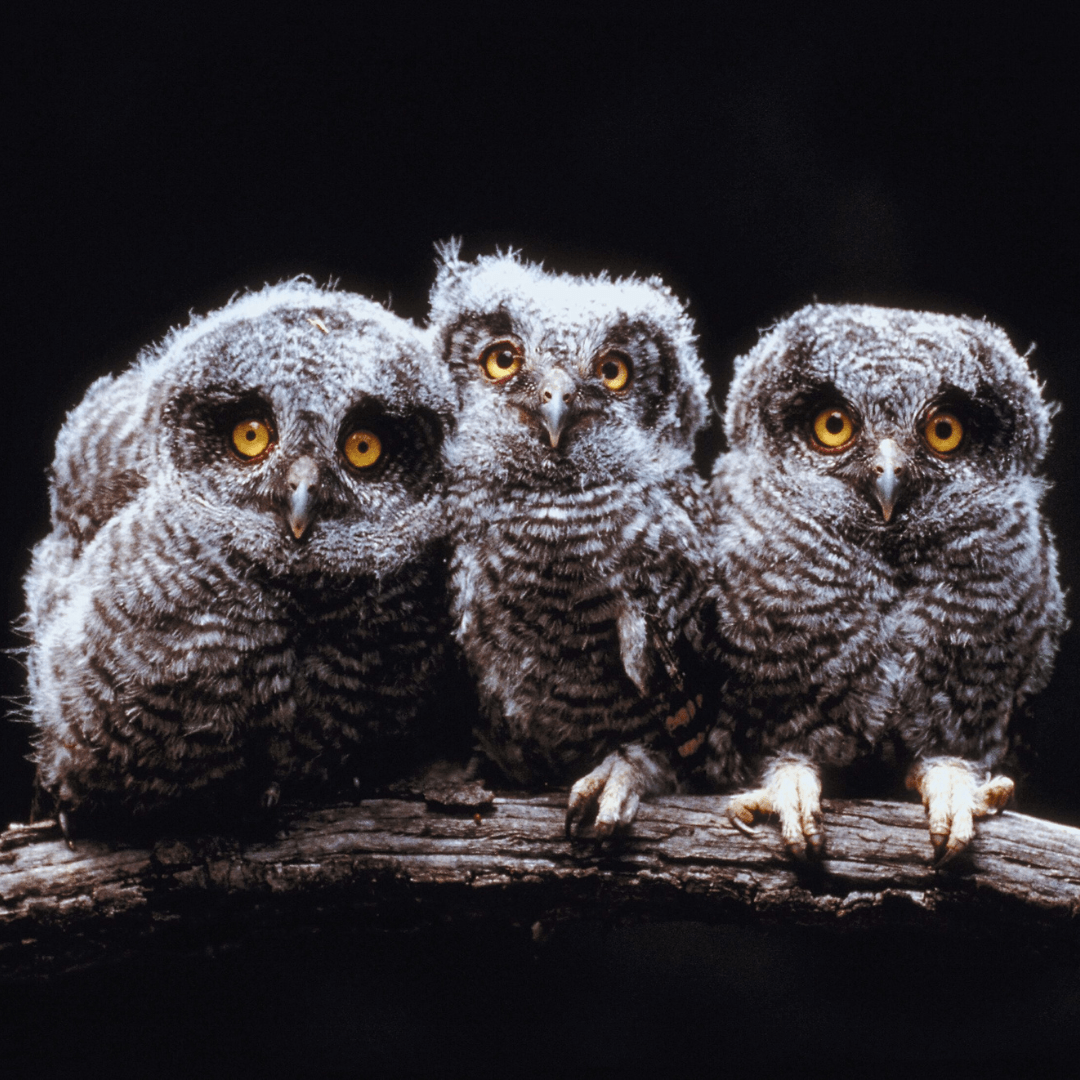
[2,793,1079,976]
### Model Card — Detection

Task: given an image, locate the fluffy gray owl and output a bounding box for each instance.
[23,280,458,837]
[708,303,1065,861]
[429,244,720,835]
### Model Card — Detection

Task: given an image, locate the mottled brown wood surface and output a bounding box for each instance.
[2,793,1079,976]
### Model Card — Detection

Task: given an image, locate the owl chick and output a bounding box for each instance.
[709,303,1065,861]
[23,279,459,836]
[428,244,719,836]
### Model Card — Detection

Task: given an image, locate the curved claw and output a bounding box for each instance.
[728,809,760,838]
[785,838,810,863]
[58,809,75,851]
[564,803,587,840]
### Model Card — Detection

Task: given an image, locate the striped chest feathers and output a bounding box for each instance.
[453,483,648,657]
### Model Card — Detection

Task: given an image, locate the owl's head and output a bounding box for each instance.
[136,279,453,577]
[429,244,709,487]
[723,303,1054,526]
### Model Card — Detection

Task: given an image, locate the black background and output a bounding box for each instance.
[4,4,1080,1072]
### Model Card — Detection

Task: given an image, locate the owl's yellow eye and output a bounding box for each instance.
[812,407,856,450]
[924,411,963,454]
[596,352,631,391]
[231,419,273,459]
[343,428,382,469]
[480,341,524,382]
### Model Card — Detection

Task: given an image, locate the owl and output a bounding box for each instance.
[23,279,460,838]
[428,243,720,836]
[708,303,1065,861]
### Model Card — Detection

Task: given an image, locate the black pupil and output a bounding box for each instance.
[357,440,369,454]
[603,361,620,381]
[825,413,845,435]
[495,350,514,369]
[245,428,257,441]
[935,420,953,441]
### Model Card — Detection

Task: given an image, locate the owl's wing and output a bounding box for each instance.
[615,597,712,756]
[648,602,719,771]
[625,481,723,772]
[49,369,156,547]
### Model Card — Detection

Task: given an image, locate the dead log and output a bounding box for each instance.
[2,793,1079,977]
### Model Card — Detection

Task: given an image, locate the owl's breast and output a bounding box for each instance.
[288,557,450,729]
[713,466,901,752]
[452,483,667,781]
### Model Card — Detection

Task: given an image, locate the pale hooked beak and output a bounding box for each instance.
[871,438,906,522]
[536,368,578,449]
[286,455,320,539]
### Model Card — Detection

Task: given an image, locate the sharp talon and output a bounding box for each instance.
[565,803,591,840]
[933,847,957,868]
[729,813,759,837]
[944,838,969,862]
[785,841,809,862]
[930,838,958,866]
[58,809,74,851]
[262,782,281,812]
[806,832,825,857]
[593,820,615,841]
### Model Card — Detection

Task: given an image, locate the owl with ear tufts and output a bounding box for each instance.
[708,303,1065,861]
[429,243,721,836]
[23,280,460,837]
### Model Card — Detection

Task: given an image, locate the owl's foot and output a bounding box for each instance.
[727,759,824,859]
[566,755,641,839]
[907,758,1013,864]
[565,744,672,840]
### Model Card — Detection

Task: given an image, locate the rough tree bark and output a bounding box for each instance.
[2,792,1079,977]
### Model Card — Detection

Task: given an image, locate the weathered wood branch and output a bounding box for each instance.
[2,793,1079,977]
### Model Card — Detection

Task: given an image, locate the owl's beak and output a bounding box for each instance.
[871,438,906,523]
[285,455,321,539]
[536,368,578,449]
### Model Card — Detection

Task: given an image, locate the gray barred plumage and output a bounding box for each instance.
[23,279,458,832]
[710,303,1066,860]
[429,244,719,835]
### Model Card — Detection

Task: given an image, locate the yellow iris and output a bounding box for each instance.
[924,411,963,454]
[480,341,523,381]
[812,407,856,449]
[597,353,631,391]
[231,419,272,459]
[343,428,382,469]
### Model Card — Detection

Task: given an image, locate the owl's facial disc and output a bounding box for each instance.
[285,455,321,540]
